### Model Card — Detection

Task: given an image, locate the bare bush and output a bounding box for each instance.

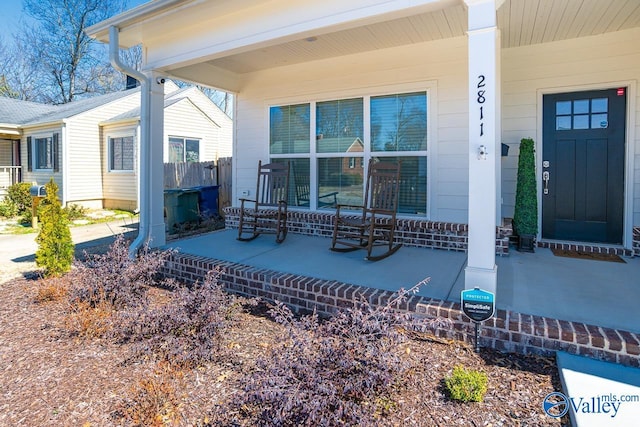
[217,282,433,426]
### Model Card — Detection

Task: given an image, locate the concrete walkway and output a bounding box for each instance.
[0,218,138,283]
[557,351,640,426]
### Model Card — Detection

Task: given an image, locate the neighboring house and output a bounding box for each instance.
[0,82,232,211]
[87,0,640,293]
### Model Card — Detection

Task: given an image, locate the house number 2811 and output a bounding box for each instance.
[477,75,486,137]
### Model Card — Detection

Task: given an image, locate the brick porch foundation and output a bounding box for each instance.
[162,252,640,368]
[225,207,511,256]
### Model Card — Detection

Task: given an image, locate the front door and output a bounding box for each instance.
[542,88,626,244]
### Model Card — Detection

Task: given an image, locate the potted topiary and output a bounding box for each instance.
[513,137,537,252]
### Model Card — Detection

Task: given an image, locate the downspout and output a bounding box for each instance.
[108,26,150,258]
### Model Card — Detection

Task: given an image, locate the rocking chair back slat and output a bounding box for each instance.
[238,160,290,243]
[331,158,402,261]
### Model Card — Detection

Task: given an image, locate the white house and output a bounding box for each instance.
[87,0,640,293]
[0,81,232,211]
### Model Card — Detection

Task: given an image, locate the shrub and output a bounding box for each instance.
[513,137,538,236]
[63,203,87,221]
[112,270,250,368]
[6,182,32,216]
[68,234,172,311]
[113,363,183,427]
[219,285,426,426]
[0,198,17,218]
[34,276,69,303]
[35,179,74,277]
[444,365,488,403]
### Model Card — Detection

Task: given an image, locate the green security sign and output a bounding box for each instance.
[461,287,495,322]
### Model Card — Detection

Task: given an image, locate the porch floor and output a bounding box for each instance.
[165,229,640,334]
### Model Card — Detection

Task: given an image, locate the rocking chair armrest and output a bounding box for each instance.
[335,204,364,215]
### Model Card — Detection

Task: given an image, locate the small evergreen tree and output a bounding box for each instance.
[36,179,74,277]
[513,137,538,236]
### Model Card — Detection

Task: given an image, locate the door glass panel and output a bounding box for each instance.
[573,100,589,114]
[591,114,608,129]
[573,115,589,129]
[591,98,608,113]
[556,116,571,130]
[556,101,571,115]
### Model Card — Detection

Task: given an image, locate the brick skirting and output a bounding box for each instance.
[162,252,640,368]
[224,207,511,256]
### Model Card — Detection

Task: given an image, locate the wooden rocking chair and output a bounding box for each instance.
[237,160,290,243]
[330,159,402,261]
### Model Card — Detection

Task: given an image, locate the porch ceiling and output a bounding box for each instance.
[91,0,640,90]
[166,0,640,89]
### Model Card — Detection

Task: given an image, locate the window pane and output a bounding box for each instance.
[573,99,589,114]
[591,114,608,129]
[556,101,571,115]
[169,137,184,163]
[186,139,199,162]
[270,104,310,154]
[272,158,311,208]
[556,116,571,130]
[591,98,608,113]
[316,98,363,153]
[36,137,52,169]
[574,115,589,129]
[373,156,427,214]
[318,157,363,208]
[371,92,427,152]
[110,136,135,171]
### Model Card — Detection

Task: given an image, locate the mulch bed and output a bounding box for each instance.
[0,275,568,426]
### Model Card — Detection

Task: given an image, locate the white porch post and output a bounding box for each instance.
[145,71,166,248]
[464,0,501,294]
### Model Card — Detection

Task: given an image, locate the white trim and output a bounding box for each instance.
[536,80,636,250]
[264,80,436,218]
[106,130,137,174]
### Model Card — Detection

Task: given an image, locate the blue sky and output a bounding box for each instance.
[3,0,148,40]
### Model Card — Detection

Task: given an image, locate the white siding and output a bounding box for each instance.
[64,93,140,206]
[164,99,218,162]
[235,36,469,223]
[102,122,138,211]
[501,27,640,229]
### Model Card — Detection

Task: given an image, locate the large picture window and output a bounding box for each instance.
[109,135,134,171]
[169,136,200,163]
[269,90,428,215]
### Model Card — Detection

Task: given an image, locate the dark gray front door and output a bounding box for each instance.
[542,88,626,244]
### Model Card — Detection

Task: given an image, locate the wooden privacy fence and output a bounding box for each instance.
[164,158,232,218]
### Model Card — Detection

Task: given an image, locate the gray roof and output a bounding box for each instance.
[20,88,140,126]
[103,97,184,124]
[0,97,57,124]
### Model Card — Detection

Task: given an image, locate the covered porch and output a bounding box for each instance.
[163,229,640,366]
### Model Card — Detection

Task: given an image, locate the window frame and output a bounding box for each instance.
[107,132,136,173]
[168,135,201,163]
[32,133,54,171]
[267,82,433,217]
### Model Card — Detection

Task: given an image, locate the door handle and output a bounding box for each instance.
[543,171,550,195]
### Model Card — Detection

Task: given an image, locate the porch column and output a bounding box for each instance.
[145,70,166,248]
[464,0,501,294]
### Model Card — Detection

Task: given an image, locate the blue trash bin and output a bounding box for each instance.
[194,185,219,219]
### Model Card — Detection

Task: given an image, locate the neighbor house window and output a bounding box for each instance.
[109,135,135,171]
[169,136,200,162]
[35,136,53,170]
[269,90,428,215]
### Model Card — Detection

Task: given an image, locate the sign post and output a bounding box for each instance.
[461,287,495,352]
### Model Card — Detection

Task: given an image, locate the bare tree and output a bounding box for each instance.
[17,0,128,104]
